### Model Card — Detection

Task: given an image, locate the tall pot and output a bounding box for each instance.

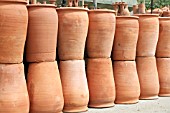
[87,9,116,58]
[0,63,29,113]
[0,0,28,63]
[156,17,170,57]
[136,57,159,99]
[113,61,140,104]
[59,60,89,112]
[27,61,64,113]
[26,4,58,62]
[87,58,115,108]
[112,16,139,60]
[134,14,159,57]
[57,7,89,60]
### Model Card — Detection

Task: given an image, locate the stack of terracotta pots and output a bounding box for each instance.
[112,16,140,104]
[86,9,116,108]
[0,0,29,113]
[135,14,160,100]
[57,7,89,112]
[156,17,170,97]
[26,2,64,113]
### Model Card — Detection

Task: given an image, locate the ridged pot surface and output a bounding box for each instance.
[156,17,170,57]
[59,60,89,112]
[0,1,28,63]
[136,57,159,99]
[0,63,29,113]
[57,8,89,60]
[26,4,58,62]
[112,16,139,60]
[113,61,140,104]
[87,9,116,58]
[163,11,170,17]
[27,61,64,113]
[157,58,170,96]
[87,58,115,108]
[135,14,159,57]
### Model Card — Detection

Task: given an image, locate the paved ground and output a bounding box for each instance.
[87,97,170,113]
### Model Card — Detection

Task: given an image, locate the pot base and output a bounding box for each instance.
[89,102,115,108]
[139,96,159,100]
[159,94,170,97]
[63,106,88,113]
[115,99,139,104]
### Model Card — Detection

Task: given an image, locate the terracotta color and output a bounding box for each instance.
[156,17,170,57]
[0,63,29,113]
[153,8,163,16]
[136,57,159,99]
[57,8,89,60]
[133,5,138,14]
[59,60,89,112]
[113,61,140,104]
[87,9,116,58]
[49,0,56,4]
[26,4,58,62]
[112,16,139,61]
[87,58,115,108]
[27,61,64,113]
[134,14,159,57]
[138,3,145,14]
[73,0,79,7]
[163,10,170,17]
[0,1,28,63]
[121,4,130,16]
[68,0,73,7]
[157,58,170,97]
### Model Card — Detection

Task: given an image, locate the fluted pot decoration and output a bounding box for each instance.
[0,0,28,63]
[26,4,58,62]
[57,7,89,60]
[87,9,116,58]
[112,16,139,60]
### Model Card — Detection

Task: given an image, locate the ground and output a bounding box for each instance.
[87,97,170,113]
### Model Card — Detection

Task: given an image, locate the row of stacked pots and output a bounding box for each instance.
[0,0,170,113]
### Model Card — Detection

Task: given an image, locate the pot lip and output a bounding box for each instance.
[88,9,115,13]
[27,4,56,7]
[0,0,27,4]
[56,7,88,11]
[116,16,139,19]
[159,17,170,20]
[133,14,159,17]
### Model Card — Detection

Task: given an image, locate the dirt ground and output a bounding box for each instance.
[87,97,170,113]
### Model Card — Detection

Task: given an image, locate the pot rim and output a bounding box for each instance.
[88,9,115,13]
[27,4,56,7]
[56,7,88,11]
[0,0,27,4]
[133,14,159,17]
[116,16,139,19]
[159,17,170,20]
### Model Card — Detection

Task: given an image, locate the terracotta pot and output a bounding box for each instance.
[73,0,79,7]
[27,61,64,113]
[68,0,73,7]
[0,63,29,113]
[87,58,115,108]
[157,58,170,97]
[49,0,56,4]
[59,60,89,112]
[87,9,116,58]
[133,5,138,14]
[0,1,28,63]
[121,4,130,16]
[153,8,163,16]
[57,8,88,60]
[134,14,159,57]
[138,3,145,14]
[156,17,170,57]
[26,4,58,63]
[136,57,159,99]
[163,10,170,17]
[113,61,140,104]
[112,16,139,61]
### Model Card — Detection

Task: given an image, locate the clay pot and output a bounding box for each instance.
[113,3,119,15]
[163,10,170,17]
[153,8,163,16]
[27,61,64,113]
[133,5,138,14]
[73,0,79,7]
[49,0,56,4]
[0,1,28,63]
[113,61,140,104]
[112,16,139,61]
[0,63,29,113]
[68,0,73,7]
[87,9,116,58]
[121,4,130,16]
[136,57,159,99]
[157,58,170,96]
[59,60,89,112]
[138,3,145,14]
[134,14,159,57]
[31,0,36,4]
[57,8,89,60]
[26,4,58,62]
[156,17,170,57]
[87,58,115,108]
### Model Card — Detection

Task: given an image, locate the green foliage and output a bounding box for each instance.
[145,0,170,9]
